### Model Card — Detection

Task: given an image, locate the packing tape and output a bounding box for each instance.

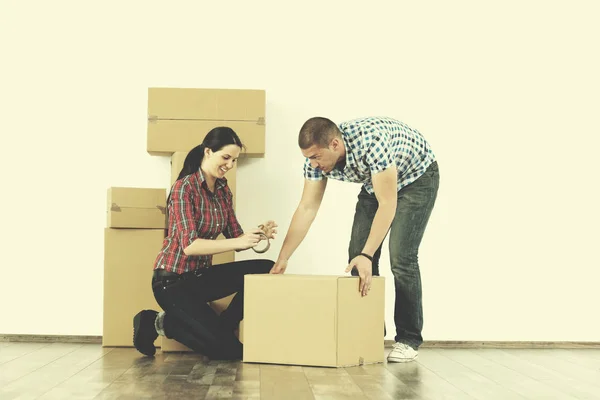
[252,224,270,254]
[109,203,166,214]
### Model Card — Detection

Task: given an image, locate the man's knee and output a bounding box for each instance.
[390,252,419,275]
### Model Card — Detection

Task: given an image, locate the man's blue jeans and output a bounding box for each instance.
[349,161,439,349]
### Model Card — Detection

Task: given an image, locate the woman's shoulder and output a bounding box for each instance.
[170,172,201,198]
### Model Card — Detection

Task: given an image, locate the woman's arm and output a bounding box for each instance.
[169,181,260,256]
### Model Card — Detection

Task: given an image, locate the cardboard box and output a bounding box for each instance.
[242,274,385,367]
[107,187,166,229]
[147,88,265,156]
[103,228,165,347]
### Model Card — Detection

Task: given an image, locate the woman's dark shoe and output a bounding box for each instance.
[133,310,159,356]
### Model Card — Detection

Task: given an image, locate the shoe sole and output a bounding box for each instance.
[387,354,418,363]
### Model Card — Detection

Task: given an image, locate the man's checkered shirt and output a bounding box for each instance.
[303,117,436,194]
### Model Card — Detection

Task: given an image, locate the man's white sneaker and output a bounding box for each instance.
[387,342,418,363]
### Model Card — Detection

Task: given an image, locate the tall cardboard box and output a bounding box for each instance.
[103,228,165,347]
[243,274,385,367]
[107,187,166,229]
[147,88,266,156]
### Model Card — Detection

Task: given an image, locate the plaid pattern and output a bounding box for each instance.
[303,117,436,194]
[154,170,243,274]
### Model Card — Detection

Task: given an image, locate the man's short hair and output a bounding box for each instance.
[298,117,340,149]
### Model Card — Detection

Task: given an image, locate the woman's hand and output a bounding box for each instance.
[235,229,263,251]
[259,220,278,240]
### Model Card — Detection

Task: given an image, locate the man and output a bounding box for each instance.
[270,116,439,363]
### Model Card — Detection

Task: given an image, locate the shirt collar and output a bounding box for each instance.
[334,128,358,174]
[193,169,227,192]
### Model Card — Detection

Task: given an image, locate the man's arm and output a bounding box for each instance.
[362,165,398,255]
[345,166,397,295]
[270,178,327,273]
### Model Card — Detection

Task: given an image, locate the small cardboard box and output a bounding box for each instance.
[107,187,166,229]
[147,88,265,156]
[242,274,385,367]
[103,228,165,347]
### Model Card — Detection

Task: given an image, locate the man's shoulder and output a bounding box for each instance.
[339,116,400,135]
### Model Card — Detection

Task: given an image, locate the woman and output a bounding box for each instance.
[133,127,277,360]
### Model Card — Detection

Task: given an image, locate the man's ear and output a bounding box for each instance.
[330,137,341,150]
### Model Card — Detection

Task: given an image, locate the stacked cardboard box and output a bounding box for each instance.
[102,187,166,348]
[147,88,265,157]
[102,88,265,352]
[146,88,265,352]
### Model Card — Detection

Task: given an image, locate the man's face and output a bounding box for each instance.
[301,139,341,173]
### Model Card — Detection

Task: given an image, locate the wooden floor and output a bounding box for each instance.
[1,342,599,399]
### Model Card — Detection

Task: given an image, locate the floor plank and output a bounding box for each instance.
[0,344,112,399]
[2,343,599,399]
[417,349,526,400]
[345,363,419,399]
[0,342,49,366]
[467,349,584,399]
[259,364,314,400]
[0,343,81,388]
[303,366,365,399]
[385,348,476,400]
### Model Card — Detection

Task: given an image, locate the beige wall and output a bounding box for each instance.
[1,1,599,342]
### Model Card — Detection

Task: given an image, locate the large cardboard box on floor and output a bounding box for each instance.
[103,228,165,347]
[107,187,166,229]
[243,274,385,367]
[147,88,266,157]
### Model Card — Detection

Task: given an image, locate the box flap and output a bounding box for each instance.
[108,187,166,211]
[148,88,265,122]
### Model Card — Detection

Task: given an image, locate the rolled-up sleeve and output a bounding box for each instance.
[222,185,244,239]
[170,182,199,249]
[303,158,324,180]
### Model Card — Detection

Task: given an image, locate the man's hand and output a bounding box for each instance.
[270,259,288,274]
[345,255,373,296]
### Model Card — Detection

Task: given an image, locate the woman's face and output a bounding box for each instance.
[204,144,241,179]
